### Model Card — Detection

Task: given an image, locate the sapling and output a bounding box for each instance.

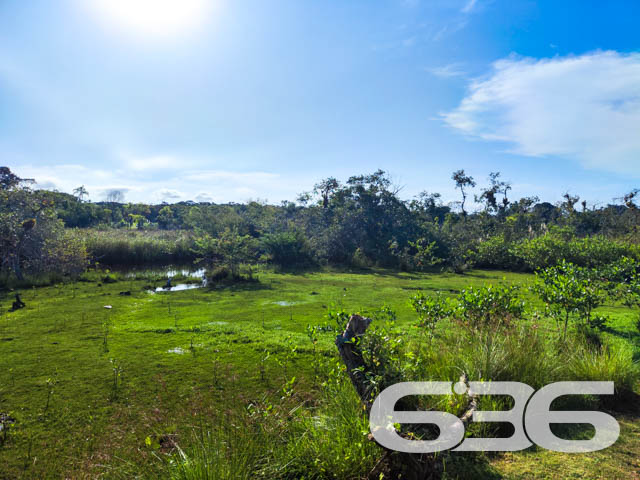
[43,377,55,414]
[281,376,296,399]
[533,261,606,340]
[102,321,109,353]
[209,345,221,387]
[410,291,451,346]
[306,324,320,379]
[259,348,270,383]
[622,274,640,334]
[109,358,123,401]
[276,334,298,380]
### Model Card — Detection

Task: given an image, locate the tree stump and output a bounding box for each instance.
[335,314,478,480]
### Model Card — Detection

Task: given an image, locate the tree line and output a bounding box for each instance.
[1,166,639,283]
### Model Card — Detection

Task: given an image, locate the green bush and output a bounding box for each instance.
[473,235,523,270]
[260,231,315,268]
[533,260,607,339]
[511,233,640,271]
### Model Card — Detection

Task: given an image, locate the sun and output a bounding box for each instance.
[90,0,210,37]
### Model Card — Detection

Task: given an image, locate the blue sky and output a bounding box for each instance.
[1,0,639,206]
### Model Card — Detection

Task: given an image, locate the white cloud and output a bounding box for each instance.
[442,51,640,175]
[461,0,478,14]
[195,193,214,202]
[183,170,279,184]
[157,189,183,201]
[402,37,416,47]
[122,153,185,171]
[12,162,292,204]
[426,63,466,78]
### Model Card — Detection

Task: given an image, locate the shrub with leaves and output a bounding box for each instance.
[410,291,451,342]
[453,284,525,332]
[452,284,525,378]
[533,260,607,339]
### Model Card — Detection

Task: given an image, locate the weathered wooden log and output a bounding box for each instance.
[335,314,478,480]
[9,294,25,312]
[335,314,373,407]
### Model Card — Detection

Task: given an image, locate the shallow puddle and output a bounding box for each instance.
[272,300,298,306]
[150,283,203,293]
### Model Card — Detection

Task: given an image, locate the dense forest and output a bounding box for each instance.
[1,166,639,285]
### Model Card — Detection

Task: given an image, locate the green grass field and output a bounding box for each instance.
[1,268,638,479]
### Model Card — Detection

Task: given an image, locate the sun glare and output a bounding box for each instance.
[91,0,210,37]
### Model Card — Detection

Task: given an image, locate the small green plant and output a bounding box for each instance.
[43,376,56,414]
[109,358,123,401]
[326,305,350,332]
[102,312,111,353]
[281,376,296,399]
[276,335,298,380]
[212,350,220,387]
[306,324,320,379]
[259,349,270,383]
[410,291,451,344]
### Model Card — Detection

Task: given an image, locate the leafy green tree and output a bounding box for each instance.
[261,230,314,268]
[452,169,476,217]
[0,170,86,280]
[407,238,444,270]
[193,227,256,278]
[533,261,606,339]
[157,206,175,229]
[1,167,32,190]
[313,177,340,209]
[477,172,511,215]
[73,185,89,202]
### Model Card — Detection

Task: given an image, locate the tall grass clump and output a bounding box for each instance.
[166,419,269,480]
[163,375,380,480]
[81,229,197,265]
[569,340,640,396]
[267,380,380,479]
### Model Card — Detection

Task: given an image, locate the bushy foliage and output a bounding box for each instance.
[510,233,639,271]
[453,284,525,332]
[473,234,523,270]
[260,230,314,268]
[410,291,452,340]
[533,261,607,339]
[0,179,87,283]
[193,227,258,279]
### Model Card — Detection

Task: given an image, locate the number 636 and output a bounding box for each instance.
[369,381,620,453]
